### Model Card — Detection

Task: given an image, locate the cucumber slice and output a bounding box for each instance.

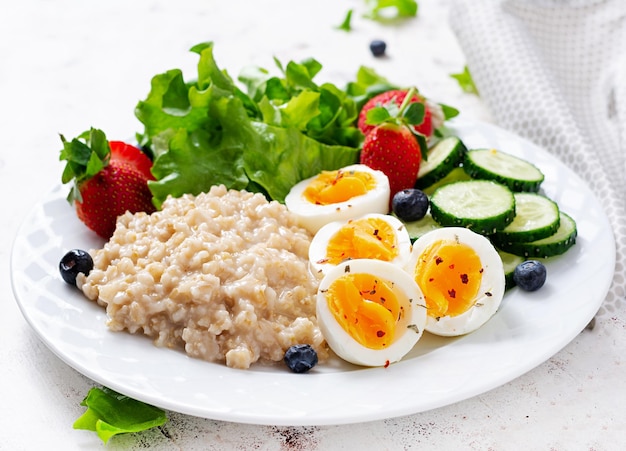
[415,137,466,189]
[496,212,577,258]
[422,167,472,196]
[492,193,560,244]
[497,249,525,290]
[399,212,442,242]
[464,148,544,192]
[430,180,516,235]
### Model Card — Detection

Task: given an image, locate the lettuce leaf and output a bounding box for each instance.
[73,387,167,444]
[238,56,361,147]
[345,66,398,110]
[243,122,360,202]
[147,91,358,206]
[136,42,361,207]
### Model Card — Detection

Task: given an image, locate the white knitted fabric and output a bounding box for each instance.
[449,0,625,318]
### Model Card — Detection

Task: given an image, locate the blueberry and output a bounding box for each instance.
[392,189,429,222]
[513,260,547,291]
[369,40,387,57]
[59,249,94,286]
[284,344,318,373]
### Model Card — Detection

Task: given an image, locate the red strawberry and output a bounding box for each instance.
[60,128,156,239]
[360,122,421,202]
[358,89,433,137]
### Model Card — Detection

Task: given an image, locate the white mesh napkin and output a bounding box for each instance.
[449,0,625,318]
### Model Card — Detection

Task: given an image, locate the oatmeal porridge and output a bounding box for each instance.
[77,185,328,369]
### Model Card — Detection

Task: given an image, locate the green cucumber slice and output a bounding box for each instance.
[398,212,442,242]
[415,137,466,189]
[422,167,472,196]
[464,148,544,192]
[430,180,516,235]
[492,193,560,244]
[496,212,577,258]
[497,249,525,290]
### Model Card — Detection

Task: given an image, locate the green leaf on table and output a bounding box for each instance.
[450,65,479,95]
[73,387,167,444]
[337,9,354,31]
[363,0,419,22]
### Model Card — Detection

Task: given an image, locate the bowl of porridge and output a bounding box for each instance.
[77,185,328,369]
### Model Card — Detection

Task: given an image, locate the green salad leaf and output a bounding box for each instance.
[238,56,361,147]
[73,387,167,444]
[136,42,361,207]
[345,66,398,110]
[135,42,458,208]
[243,122,361,202]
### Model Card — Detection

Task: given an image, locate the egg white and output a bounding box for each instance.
[284,164,391,234]
[309,213,412,276]
[317,259,427,367]
[405,227,505,337]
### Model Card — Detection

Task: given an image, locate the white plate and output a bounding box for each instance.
[11,120,615,426]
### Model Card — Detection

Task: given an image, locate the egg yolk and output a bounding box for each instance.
[303,169,376,205]
[414,239,483,318]
[323,217,398,265]
[325,272,403,349]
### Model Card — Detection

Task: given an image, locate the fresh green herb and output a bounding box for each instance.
[337,9,354,31]
[135,42,361,207]
[450,65,479,95]
[363,0,418,22]
[73,387,167,444]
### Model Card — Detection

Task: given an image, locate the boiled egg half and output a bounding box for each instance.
[317,259,427,367]
[284,164,390,234]
[309,213,412,276]
[405,227,505,336]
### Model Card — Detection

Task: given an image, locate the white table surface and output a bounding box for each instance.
[2,1,624,449]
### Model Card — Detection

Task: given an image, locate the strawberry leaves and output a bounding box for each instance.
[364,101,425,127]
[363,87,429,160]
[59,129,156,238]
[60,128,111,203]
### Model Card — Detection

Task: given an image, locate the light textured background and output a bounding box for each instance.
[1,1,624,449]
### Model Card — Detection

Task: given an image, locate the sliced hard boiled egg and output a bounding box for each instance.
[309,213,412,276]
[284,164,390,234]
[405,227,505,336]
[317,259,427,367]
